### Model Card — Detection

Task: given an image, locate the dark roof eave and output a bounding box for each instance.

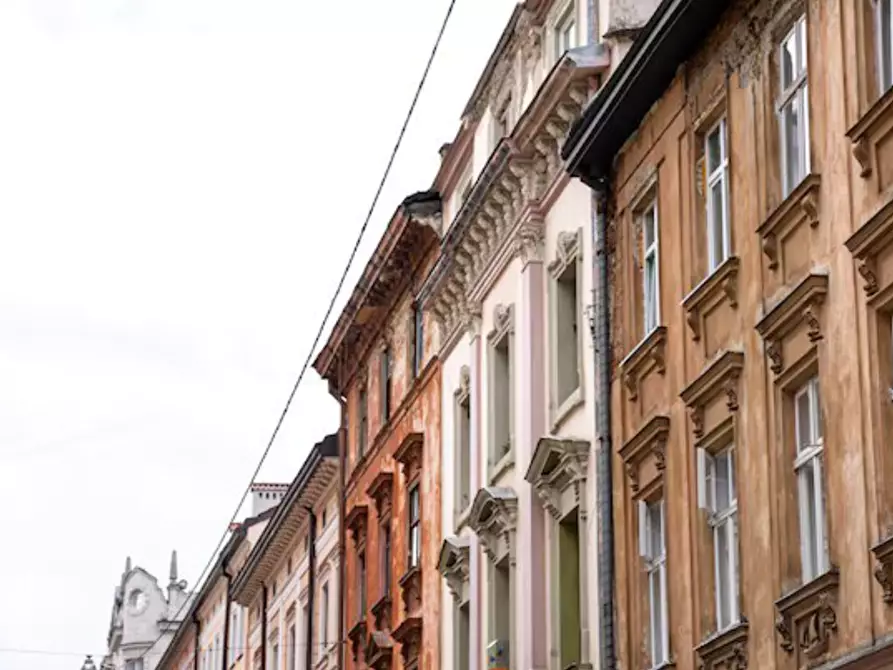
[562,0,731,184]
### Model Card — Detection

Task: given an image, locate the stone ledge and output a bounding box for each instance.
[757,174,821,270]
[620,326,668,402]
[683,256,740,342]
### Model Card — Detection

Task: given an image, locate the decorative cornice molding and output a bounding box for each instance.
[757,174,822,271]
[548,227,583,279]
[469,487,518,565]
[683,256,740,342]
[619,415,670,494]
[846,194,893,296]
[696,619,749,670]
[438,536,471,604]
[525,436,589,520]
[366,471,394,520]
[394,432,424,483]
[775,568,840,662]
[620,326,667,402]
[680,350,744,438]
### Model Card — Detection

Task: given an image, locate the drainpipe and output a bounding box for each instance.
[262,586,268,670]
[223,563,232,670]
[336,394,347,670]
[591,180,615,670]
[306,507,318,670]
[192,611,202,670]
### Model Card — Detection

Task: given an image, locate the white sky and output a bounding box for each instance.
[0,0,515,667]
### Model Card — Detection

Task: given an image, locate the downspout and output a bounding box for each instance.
[222,563,232,670]
[262,586,268,670]
[306,508,318,670]
[591,179,615,670]
[192,611,202,670]
[336,394,347,670]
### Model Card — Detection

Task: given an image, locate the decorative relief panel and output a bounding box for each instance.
[695,620,748,670]
[680,350,744,440]
[618,415,670,496]
[469,486,518,565]
[774,568,840,664]
[525,436,589,520]
[756,175,821,281]
[683,257,740,352]
[620,326,668,403]
[845,195,893,297]
[755,273,829,377]
[847,86,893,191]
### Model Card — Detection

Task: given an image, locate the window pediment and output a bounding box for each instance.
[391,615,423,670]
[683,256,740,342]
[620,326,668,402]
[847,84,893,179]
[345,505,369,546]
[680,350,744,439]
[370,594,392,633]
[619,415,670,495]
[367,471,395,519]
[757,174,821,271]
[398,565,422,616]
[755,272,829,376]
[774,568,840,663]
[547,228,582,279]
[469,486,518,564]
[438,536,471,604]
[525,436,589,520]
[365,631,394,670]
[695,620,748,670]
[845,194,893,296]
[394,433,423,482]
[488,303,515,343]
[348,619,368,663]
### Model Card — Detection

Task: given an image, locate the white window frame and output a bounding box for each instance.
[877,0,893,93]
[705,118,731,272]
[408,483,421,568]
[554,2,577,62]
[642,202,660,335]
[794,376,828,582]
[697,447,740,632]
[778,15,811,198]
[639,498,669,668]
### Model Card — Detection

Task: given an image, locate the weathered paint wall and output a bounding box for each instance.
[607,1,893,669]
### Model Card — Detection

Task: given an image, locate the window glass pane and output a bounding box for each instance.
[717,520,731,629]
[798,18,807,75]
[707,128,722,174]
[883,0,893,90]
[783,97,802,191]
[728,449,736,502]
[649,572,663,661]
[812,380,823,441]
[643,208,655,248]
[715,451,730,511]
[781,32,797,88]
[798,460,819,579]
[644,256,657,333]
[796,389,811,452]
[709,181,726,267]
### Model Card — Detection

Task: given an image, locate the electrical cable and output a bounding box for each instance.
[133,0,459,664]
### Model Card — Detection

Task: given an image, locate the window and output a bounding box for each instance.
[705,118,731,271]
[271,638,279,670]
[287,557,293,576]
[778,15,810,197]
[287,624,296,670]
[642,203,660,335]
[358,383,368,459]
[381,520,392,596]
[456,386,472,513]
[358,550,367,618]
[794,377,828,581]
[381,346,392,423]
[489,307,514,472]
[322,506,327,529]
[411,304,424,379]
[408,484,421,568]
[555,3,577,61]
[125,661,144,670]
[553,243,581,408]
[456,603,471,670]
[492,98,511,148]
[878,0,893,92]
[321,582,330,647]
[639,499,668,668]
[488,560,512,653]
[215,634,221,668]
[302,604,311,664]
[698,447,739,631]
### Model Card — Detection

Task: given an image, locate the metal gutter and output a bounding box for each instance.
[305,508,318,670]
[222,561,232,670]
[261,586,268,670]
[336,397,347,670]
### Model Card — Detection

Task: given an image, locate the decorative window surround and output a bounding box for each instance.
[695,620,748,670]
[455,365,473,527]
[680,350,744,439]
[394,432,424,484]
[365,631,395,670]
[438,536,471,605]
[682,256,740,343]
[620,326,668,403]
[847,84,893,179]
[367,471,395,520]
[845,194,893,296]
[619,415,670,495]
[755,272,829,376]
[774,567,840,662]
[488,304,516,483]
[370,592,392,633]
[524,436,589,520]
[398,565,422,616]
[391,615,424,670]
[756,174,821,271]
[469,486,519,565]
[548,228,585,429]
[348,619,368,664]
[345,505,369,547]
[872,534,893,603]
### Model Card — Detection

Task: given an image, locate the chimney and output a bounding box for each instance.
[250,483,289,517]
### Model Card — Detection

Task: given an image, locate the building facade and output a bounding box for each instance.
[231,435,340,670]
[101,553,193,670]
[314,192,443,670]
[425,2,658,670]
[564,0,893,669]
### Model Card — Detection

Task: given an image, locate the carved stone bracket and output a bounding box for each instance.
[872,534,893,604]
[438,536,471,604]
[695,619,749,670]
[846,195,893,297]
[682,256,740,342]
[680,350,744,438]
[756,174,822,270]
[469,486,518,565]
[755,273,829,376]
[620,326,668,402]
[392,616,423,670]
[619,415,670,495]
[367,471,395,519]
[525,436,589,520]
[774,568,840,663]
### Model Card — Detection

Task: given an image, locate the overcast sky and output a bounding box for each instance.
[0,0,515,667]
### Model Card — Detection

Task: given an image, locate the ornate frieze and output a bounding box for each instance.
[774,568,840,663]
[469,486,519,565]
[525,436,589,520]
[438,536,471,604]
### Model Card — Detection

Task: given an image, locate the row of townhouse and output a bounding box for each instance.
[102,1,893,670]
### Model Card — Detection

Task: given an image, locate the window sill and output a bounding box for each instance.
[399,565,422,615]
[551,386,584,433]
[695,618,748,670]
[756,173,821,271]
[774,567,840,661]
[847,83,893,179]
[488,448,515,485]
[682,256,740,343]
[620,326,667,403]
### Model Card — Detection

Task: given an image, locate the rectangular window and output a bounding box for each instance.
[778,15,810,197]
[287,624,296,670]
[272,640,279,670]
[230,610,239,663]
[412,305,424,378]
[705,118,731,271]
[492,98,511,149]
[456,603,471,670]
[321,582,329,647]
[457,391,472,512]
[555,3,577,61]
[358,551,367,618]
[358,384,368,459]
[642,203,660,335]
[125,661,144,670]
[794,377,828,581]
[554,255,581,407]
[302,604,310,667]
[215,634,221,669]
[639,499,668,668]
[408,484,421,568]
[878,0,893,92]
[381,520,392,596]
[491,332,513,465]
[697,447,739,631]
[381,346,392,423]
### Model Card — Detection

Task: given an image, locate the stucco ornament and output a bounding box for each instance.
[438,536,471,604]
[526,436,589,521]
[469,487,518,565]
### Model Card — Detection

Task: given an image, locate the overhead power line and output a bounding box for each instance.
[135,0,459,664]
